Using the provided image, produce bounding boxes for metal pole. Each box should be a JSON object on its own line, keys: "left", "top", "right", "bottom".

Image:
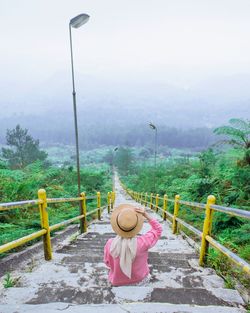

{"left": 69, "top": 25, "right": 81, "bottom": 196}
{"left": 69, "top": 24, "right": 83, "bottom": 233}
{"left": 154, "top": 127, "right": 157, "bottom": 193}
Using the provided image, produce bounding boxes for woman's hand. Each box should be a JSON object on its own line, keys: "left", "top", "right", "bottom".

{"left": 135, "top": 207, "right": 145, "bottom": 216}
{"left": 135, "top": 207, "right": 151, "bottom": 221}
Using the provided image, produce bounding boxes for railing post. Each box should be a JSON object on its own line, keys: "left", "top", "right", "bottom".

{"left": 97, "top": 192, "right": 101, "bottom": 220}
{"left": 162, "top": 194, "right": 167, "bottom": 220}
{"left": 150, "top": 193, "right": 153, "bottom": 209}
{"left": 38, "top": 189, "right": 52, "bottom": 260}
{"left": 111, "top": 191, "right": 115, "bottom": 210}
{"left": 80, "top": 192, "right": 87, "bottom": 233}
{"left": 107, "top": 192, "right": 111, "bottom": 214}
{"left": 140, "top": 192, "right": 143, "bottom": 204}
{"left": 144, "top": 192, "right": 147, "bottom": 206}
{"left": 199, "top": 195, "right": 216, "bottom": 266}
{"left": 172, "top": 194, "right": 180, "bottom": 234}
{"left": 155, "top": 194, "right": 159, "bottom": 212}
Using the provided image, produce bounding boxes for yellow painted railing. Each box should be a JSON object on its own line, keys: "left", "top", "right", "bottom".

{"left": 0, "top": 190, "right": 116, "bottom": 260}
{"left": 125, "top": 187, "right": 250, "bottom": 276}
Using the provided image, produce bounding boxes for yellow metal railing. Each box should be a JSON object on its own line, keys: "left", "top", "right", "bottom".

{"left": 125, "top": 188, "right": 250, "bottom": 276}
{"left": 0, "top": 190, "right": 116, "bottom": 260}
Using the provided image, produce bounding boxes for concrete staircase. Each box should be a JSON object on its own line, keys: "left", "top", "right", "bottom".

{"left": 0, "top": 175, "right": 247, "bottom": 312}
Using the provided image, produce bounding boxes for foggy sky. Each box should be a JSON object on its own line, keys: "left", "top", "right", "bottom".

{"left": 1, "top": 0, "right": 250, "bottom": 116}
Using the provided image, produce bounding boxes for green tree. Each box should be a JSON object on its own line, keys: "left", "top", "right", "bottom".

{"left": 103, "top": 150, "right": 114, "bottom": 166}
{"left": 214, "top": 118, "right": 250, "bottom": 165}
{"left": 199, "top": 148, "right": 216, "bottom": 177}
{"left": 115, "top": 147, "right": 134, "bottom": 174}
{"left": 1, "top": 125, "right": 47, "bottom": 169}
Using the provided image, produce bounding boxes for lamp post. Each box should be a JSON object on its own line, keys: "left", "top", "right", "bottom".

{"left": 112, "top": 147, "right": 118, "bottom": 190}
{"left": 69, "top": 13, "right": 90, "bottom": 196}
{"left": 149, "top": 122, "right": 157, "bottom": 193}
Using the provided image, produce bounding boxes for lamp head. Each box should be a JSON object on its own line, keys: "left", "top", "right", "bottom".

{"left": 149, "top": 122, "right": 156, "bottom": 130}
{"left": 70, "top": 14, "right": 90, "bottom": 28}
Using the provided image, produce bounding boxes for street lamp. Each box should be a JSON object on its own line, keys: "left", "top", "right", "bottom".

{"left": 112, "top": 147, "right": 119, "bottom": 190}
{"left": 149, "top": 122, "right": 157, "bottom": 193}
{"left": 112, "top": 147, "right": 119, "bottom": 169}
{"left": 69, "top": 13, "right": 90, "bottom": 196}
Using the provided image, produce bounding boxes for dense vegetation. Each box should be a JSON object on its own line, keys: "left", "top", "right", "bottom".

{"left": 0, "top": 160, "right": 112, "bottom": 250}
{"left": 0, "top": 126, "right": 112, "bottom": 252}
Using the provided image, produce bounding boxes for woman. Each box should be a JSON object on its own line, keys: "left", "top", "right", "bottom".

{"left": 104, "top": 203, "right": 162, "bottom": 286}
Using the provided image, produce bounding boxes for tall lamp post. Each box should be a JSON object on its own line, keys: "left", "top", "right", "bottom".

{"left": 112, "top": 147, "right": 118, "bottom": 191}
{"left": 69, "top": 13, "right": 90, "bottom": 196}
{"left": 149, "top": 122, "right": 157, "bottom": 193}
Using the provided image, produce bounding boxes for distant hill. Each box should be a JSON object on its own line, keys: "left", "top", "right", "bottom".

{"left": 0, "top": 72, "right": 249, "bottom": 148}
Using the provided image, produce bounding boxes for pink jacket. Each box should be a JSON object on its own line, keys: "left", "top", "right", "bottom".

{"left": 104, "top": 218, "right": 162, "bottom": 286}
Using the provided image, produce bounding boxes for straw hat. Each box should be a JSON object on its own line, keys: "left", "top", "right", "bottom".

{"left": 110, "top": 204, "right": 144, "bottom": 238}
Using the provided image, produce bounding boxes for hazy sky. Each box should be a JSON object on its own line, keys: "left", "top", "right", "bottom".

{"left": 1, "top": 0, "right": 250, "bottom": 91}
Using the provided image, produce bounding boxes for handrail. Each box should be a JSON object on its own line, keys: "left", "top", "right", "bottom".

{"left": 0, "top": 200, "right": 41, "bottom": 211}
{"left": 179, "top": 200, "right": 206, "bottom": 209}
{"left": 205, "top": 235, "right": 250, "bottom": 274}
{"left": 0, "top": 190, "right": 115, "bottom": 260}
{"left": 0, "top": 229, "right": 47, "bottom": 254}
{"left": 47, "top": 197, "right": 83, "bottom": 204}
{"left": 0, "top": 195, "right": 99, "bottom": 210}
{"left": 126, "top": 188, "right": 250, "bottom": 276}
{"left": 210, "top": 204, "right": 250, "bottom": 219}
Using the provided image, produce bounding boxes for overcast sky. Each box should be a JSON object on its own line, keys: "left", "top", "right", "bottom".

{"left": 0, "top": 0, "right": 250, "bottom": 110}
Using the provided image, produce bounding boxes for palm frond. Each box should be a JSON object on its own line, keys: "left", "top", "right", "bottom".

{"left": 229, "top": 118, "right": 250, "bottom": 134}
{"left": 214, "top": 126, "right": 246, "bottom": 141}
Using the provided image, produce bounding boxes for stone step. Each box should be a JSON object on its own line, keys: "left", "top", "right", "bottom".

{"left": 79, "top": 232, "right": 115, "bottom": 238}
{"left": 59, "top": 253, "right": 196, "bottom": 270}
{"left": 61, "top": 255, "right": 104, "bottom": 264}
{"left": 0, "top": 303, "right": 246, "bottom": 313}
{"left": 56, "top": 245, "right": 197, "bottom": 263}
{"left": 23, "top": 285, "right": 237, "bottom": 307}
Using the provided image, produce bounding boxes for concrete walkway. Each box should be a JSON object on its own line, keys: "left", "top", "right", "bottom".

{"left": 0, "top": 174, "right": 246, "bottom": 312}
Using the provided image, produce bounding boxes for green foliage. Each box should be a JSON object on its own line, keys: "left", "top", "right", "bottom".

{"left": 214, "top": 118, "right": 250, "bottom": 165}
{"left": 114, "top": 147, "right": 134, "bottom": 174}
{"left": 213, "top": 213, "right": 243, "bottom": 233}
{"left": 3, "top": 273, "right": 15, "bottom": 288}
{"left": 0, "top": 157, "right": 112, "bottom": 248}
{"left": 207, "top": 248, "right": 250, "bottom": 290}
{"left": 0, "top": 160, "right": 7, "bottom": 169}
{"left": 102, "top": 150, "right": 114, "bottom": 165}
{"left": 1, "top": 125, "right": 47, "bottom": 169}
{"left": 120, "top": 143, "right": 250, "bottom": 267}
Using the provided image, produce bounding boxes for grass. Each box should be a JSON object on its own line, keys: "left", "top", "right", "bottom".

{"left": 207, "top": 248, "right": 250, "bottom": 291}
{"left": 3, "top": 273, "right": 15, "bottom": 288}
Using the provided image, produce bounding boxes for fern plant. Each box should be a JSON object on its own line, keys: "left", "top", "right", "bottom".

{"left": 214, "top": 118, "right": 250, "bottom": 165}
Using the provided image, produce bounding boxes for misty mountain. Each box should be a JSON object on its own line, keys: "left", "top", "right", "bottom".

{"left": 0, "top": 72, "right": 249, "bottom": 147}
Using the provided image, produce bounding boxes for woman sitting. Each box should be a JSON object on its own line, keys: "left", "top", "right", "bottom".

{"left": 104, "top": 203, "right": 162, "bottom": 286}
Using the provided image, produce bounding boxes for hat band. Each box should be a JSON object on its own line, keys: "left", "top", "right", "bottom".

{"left": 116, "top": 215, "right": 138, "bottom": 232}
